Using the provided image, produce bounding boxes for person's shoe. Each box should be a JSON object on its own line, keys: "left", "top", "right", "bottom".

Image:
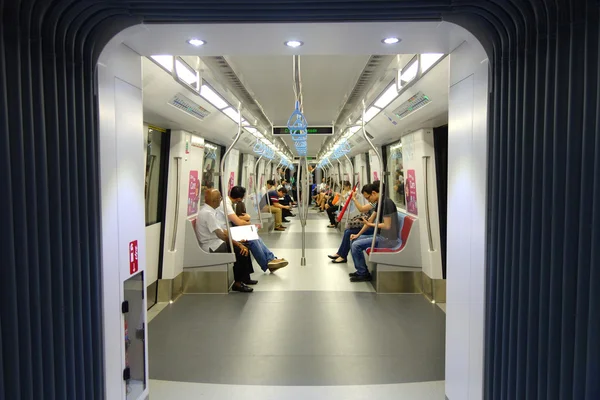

{"left": 327, "top": 224, "right": 336, "bottom": 228}
{"left": 328, "top": 254, "right": 339, "bottom": 260}
{"left": 332, "top": 258, "right": 347, "bottom": 264}
{"left": 350, "top": 274, "right": 372, "bottom": 282}
{"left": 243, "top": 279, "right": 258, "bottom": 285}
{"left": 289, "top": 213, "right": 296, "bottom": 217}
{"left": 348, "top": 272, "right": 359, "bottom": 277}
{"left": 232, "top": 283, "right": 253, "bottom": 292}
{"left": 282, "top": 219, "right": 291, "bottom": 223}
{"left": 274, "top": 226, "right": 286, "bottom": 231}
{"left": 268, "top": 259, "right": 289, "bottom": 272}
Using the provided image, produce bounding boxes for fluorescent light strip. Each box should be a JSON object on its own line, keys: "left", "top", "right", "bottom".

{"left": 401, "top": 60, "right": 418, "bottom": 83}
{"left": 222, "top": 107, "right": 241, "bottom": 123}
{"left": 200, "top": 84, "right": 229, "bottom": 109}
{"left": 175, "top": 60, "right": 198, "bottom": 86}
{"left": 421, "top": 53, "right": 444, "bottom": 73}
{"left": 374, "top": 84, "right": 399, "bottom": 109}
{"left": 363, "top": 106, "right": 381, "bottom": 122}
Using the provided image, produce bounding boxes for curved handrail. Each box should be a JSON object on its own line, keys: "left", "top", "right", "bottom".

{"left": 253, "top": 155, "right": 264, "bottom": 229}
{"left": 219, "top": 104, "right": 243, "bottom": 256}
{"left": 360, "top": 104, "right": 384, "bottom": 252}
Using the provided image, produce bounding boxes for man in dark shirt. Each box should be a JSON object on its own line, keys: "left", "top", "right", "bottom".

{"left": 259, "top": 183, "right": 290, "bottom": 231}
{"left": 348, "top": 184, "right": 399, "bottom": 282}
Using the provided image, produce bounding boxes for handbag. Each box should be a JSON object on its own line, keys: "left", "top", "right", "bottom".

{"left": 344, "top": 212, "right": 371, "bottom": 230}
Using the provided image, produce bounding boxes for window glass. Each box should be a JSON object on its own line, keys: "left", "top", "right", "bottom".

{"left": 387, "top": 141, "right": 405, "bottom": 208}
{"left": 145, "top": 127, "right": 165, "bottom": 226}
{"left": 200, "top": 142, "right": 221, "bottom": 206}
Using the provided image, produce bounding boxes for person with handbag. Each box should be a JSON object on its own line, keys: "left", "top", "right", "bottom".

{"left": 327, "top": 183, "right": 380, "bottom": 264}
{"left": 325, "top": 181, "right": 352, "bottom": 228}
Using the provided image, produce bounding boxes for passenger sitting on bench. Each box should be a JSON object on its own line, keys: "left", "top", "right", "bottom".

{"left": 325, "top": 180, "right": 352, "bottom": 228}
{"left": 224, "top": 186, "right": 289, "bottom": 273}
{"left": 260, "top": 182, "right": 291, "bottom": 230}
{"left": 195, "top": 189, "right": 255, "bottom": 292}
{"left": 349, "top": 183, "right": 399, "bottom": 282}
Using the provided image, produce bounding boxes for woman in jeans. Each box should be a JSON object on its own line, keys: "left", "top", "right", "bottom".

{"left": 327, "top": 183, "right": 380, "bottom": 264}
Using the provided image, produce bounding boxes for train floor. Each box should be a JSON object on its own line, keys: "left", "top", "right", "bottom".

{"left": 147, "top": 208, "right": 447, "bottom": 399}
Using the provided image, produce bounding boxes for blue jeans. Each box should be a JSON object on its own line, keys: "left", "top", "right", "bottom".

{"left": 337, "top": 227, "right": 374, "bottom": 259}
{"left": 246, "top": 239, "right": 276, "bottom": 272}
{"left": 350, "top": 235, "right": 381, "bottom": 276}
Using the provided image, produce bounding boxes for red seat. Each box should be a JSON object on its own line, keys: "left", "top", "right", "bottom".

{"left": 366, "top": 214, "right": 415, "bottom": 255}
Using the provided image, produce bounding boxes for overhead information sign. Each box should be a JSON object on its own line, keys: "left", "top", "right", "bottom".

{"left": 273, "top": 126, "right": 333, "bottom": 135}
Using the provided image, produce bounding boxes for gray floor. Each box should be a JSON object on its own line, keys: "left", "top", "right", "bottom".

{"left": 149, "top": 291, "right": 445, "bottom": 386}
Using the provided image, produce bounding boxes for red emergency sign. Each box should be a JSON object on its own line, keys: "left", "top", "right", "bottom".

{"left": 129, "top": 240, "right": 139, "bottom": 275}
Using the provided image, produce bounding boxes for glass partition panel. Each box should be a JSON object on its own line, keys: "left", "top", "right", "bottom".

{"left": 144, "top": 127, "right": 165, "bottom": 226}
{"left": 386, "top": 142, "right": 405, "bottom": 208}
{"left": 124, "top": 272, "right": 146, "bottom": 399}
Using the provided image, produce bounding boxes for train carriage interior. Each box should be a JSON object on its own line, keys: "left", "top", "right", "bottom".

{"left": 100, "top": 19, "right": 487, "bottom": 400}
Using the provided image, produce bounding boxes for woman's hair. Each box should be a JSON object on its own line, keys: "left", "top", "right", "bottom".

{"left": 343, "top": 180, "right": 351, "bottom": 188}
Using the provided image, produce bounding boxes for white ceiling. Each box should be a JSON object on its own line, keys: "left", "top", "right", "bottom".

{"left": 124, "top": 21, "right": 465, "bottom": 158}
{"left": 123, "top": 21, "right": 457, "bottom": 56}
{"left": 225, "top": 54, "right": 371, "bottom": 155}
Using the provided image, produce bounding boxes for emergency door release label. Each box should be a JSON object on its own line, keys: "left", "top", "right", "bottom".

{"left": 129, "top": 240, "right": 139, "bottom": 275}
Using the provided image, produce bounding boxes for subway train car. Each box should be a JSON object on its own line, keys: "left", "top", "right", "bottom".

{"left": 3, "top": 3, "right": 599, "bottom": 400}
{"left": 132, "top": 27, "right": 455, "bottom": 399}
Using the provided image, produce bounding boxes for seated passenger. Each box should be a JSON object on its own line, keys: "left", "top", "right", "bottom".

{"left": 349, "top": 184, "right": 399, "bottom": 282}
{"left": 195, "top": 189, "right": 255, "bottom": 292}
{"left": 325, "top": 180, "right": 352, "bottom": 228}
{"left": 328, "top": 184, "right": 378, "bottom": 264}
{"left": 225, "top": 186, "right": 289, "bottom": 273}
{"left": 260, "top": 183, "right": 292, "bottom": 230}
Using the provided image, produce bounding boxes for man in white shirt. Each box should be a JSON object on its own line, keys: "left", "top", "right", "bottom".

{"left": 195, "top": 189, "right": 254, "bottom": 293}
{"left": 226, "top": 186, "right": 288, "bottom": 274}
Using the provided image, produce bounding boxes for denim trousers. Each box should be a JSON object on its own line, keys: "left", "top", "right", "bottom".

{"left": 336, "top": 227, "right": 374, "bottom": 259}
{"left": 246, "top": 239, "right": 275, "bottom": 271}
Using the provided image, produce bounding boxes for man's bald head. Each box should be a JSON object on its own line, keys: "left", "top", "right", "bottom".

{"left": 204, "top": 189, "right": 222, "bottom": 209}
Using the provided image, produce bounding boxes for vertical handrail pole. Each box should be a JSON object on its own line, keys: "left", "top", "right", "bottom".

{"left": 253, "top": 155, "right": 264, "bottom": 229}
{"left": 344, "top": 154, "right": 355, "bottom": 225}
{"left": 360, "top": 102, "right": 384, "bottom": 252}
{"left": 170, "top": 156, "right": 182, "bottom": 252}
{"left": 220, "top": 103, "right": 244, "bottom": 254}
{"left": 423, "top": 156, "right": 435, "bottom": 251}
{"left": 297, "top": 157, "right": 308, "bottom": 266}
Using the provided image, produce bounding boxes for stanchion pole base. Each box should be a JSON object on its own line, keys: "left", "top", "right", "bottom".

{"left": 301, "top": 257, "right": 306, "bottom": 266}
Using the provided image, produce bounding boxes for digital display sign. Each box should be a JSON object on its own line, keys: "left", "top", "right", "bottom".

{"left": 273, "top": 126, "right": 333, "bottom": 135}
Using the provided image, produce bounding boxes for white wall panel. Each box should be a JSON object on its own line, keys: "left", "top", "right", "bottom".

{"left": 445, "top": 35, "right": 489, "bottom": 400}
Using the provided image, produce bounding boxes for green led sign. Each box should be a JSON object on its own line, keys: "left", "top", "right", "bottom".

{"left": 273, "top": 126, "right": 333, "bottom": 135}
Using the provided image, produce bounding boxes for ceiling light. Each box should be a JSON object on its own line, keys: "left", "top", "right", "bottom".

{"left": 363, "top": 106, "right": 381, "bottom": 122}
{"left": 374, "top": 84, "right": 399, "bottom": 109}
{"left": 400, "top": 60, "right": 419, "bottom": 83}
{"left": 222, "top": 107, "right": 241, "bottom": 123}
{"left": 175, "top": 60, "right": 198, "bottom": 86}
{"left": 246, "top": 127, "right": 258, "bottom": 134}
{"left": 285, "top": 40, "right": 304, "bottom": 48}
{"left": 187, "top": 38, "right": 206, "bottom": 47}
{"left": 151, "top": 55, "right": 174, "bottom": 72}
{"left": 421, "top": 53, "right": 444, "bottom": 73}
{"left": 200, "top": 84, "right": 229, "bottom": 109}
{"left": 382, "top": 37, "right": 400, "bottom": 45}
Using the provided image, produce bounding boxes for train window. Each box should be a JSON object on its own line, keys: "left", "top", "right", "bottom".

{"left": 387, "top": 142, "right": 405, "bottom": 208}
{"left": 144, "top": 126, "right": 166, "bottom": 226}
{"left": 200, "top": 142, "right": 221, "bottom": 206}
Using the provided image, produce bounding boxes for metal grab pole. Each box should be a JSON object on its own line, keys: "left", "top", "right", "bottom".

{"left": 360, "top": 103, "right": 384, "bottom": 252}
{"left": 253, "top": 155, "right": 264, "bottom": 229}
{"left": 220, "top": 104, "right": 244, "bottom": 254}
{"left": 297, "top": 157, "right": 308, "bottom": 266}
{"left": 170, "top": 156, "right": 182, "bottom": 252}
{"left": 423, "top": 156, "right": 435, "bottom": 251}
{"left": 344, "top": 154, "right": 355, "bottom": 226}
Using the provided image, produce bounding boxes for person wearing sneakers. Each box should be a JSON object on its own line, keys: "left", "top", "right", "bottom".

{"left": 195, "top": 189, "right": 254, "bottom": 292}
{"left": 224, "top": 186, "right": 289, "bottom": 273}
{"left": 259, "top": 182, "right": 291, "bottom": 231}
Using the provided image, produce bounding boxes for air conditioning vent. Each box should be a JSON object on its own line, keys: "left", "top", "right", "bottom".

{"left": 167, "top": 93, "right": 211, "bottom": 121}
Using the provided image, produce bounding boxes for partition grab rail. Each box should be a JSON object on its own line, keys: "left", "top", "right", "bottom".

{"left": 296, "top": 156, "right": 309, "bottom": 266}
{"left": 170, "top": 156, "right": 182, "bottom": 252}
{"left": 253, "top": 155, "right": 264, "bottom": 229}
{"left": 344, "top": 154, "right": 355, "bottom": 225}
{"left": 219, "top": 104, "right": 243, "bottom": 254}
{"left": 360, "top": 103, "right": 384, "bottom": 251}
{"left": 423, "top": 156, "right": 435, "bottom": 251}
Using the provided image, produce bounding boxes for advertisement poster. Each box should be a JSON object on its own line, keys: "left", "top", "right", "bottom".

{"left": 228, "top": 172, "right": 235, "bottom": 193}
{"left": 188, "top": 170, "right": 199, "bottom": 216}
{"left": 406, "top": 169, "right": 418, "bottom": 215}
{"left": 373, "top": 171, "right": 379, "bottom": 181}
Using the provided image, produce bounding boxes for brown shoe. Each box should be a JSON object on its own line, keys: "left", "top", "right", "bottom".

{"left": 274, "top": 226, "right": 286, "bottom": 231}
{"left": 268, "top": 259, "right": 289, "bottom": 272}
